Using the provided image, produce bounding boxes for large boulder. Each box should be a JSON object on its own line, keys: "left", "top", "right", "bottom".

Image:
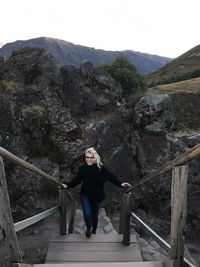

{"left": 80, "top": 60, "right": 94, "bottom": 77}
{"left": 4, "top": 46, "right": 60, "bottom": 85}
{"left": 61, "top": 64, "right": 122, "bottom": 115}
{"left": 134, "top": 94, "right": 175, "bottom": 134}
{"left": 85, "top": 115, "right": 139, "bottom": 181}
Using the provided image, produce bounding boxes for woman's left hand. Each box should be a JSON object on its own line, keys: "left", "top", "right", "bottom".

{"left": 121, "top": 182, "right": 131, "bottom": 187}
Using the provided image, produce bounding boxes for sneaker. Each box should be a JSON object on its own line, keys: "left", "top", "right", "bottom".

{"left": 92, "top": 229, "right": 96, "bottom": 234}
{"left": 85, "top": 229, "right": 91, "bottom": 238}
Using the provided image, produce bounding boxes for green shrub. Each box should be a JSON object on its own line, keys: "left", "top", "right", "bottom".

{"left": 103, "top": 57, "right": 147, "bottom": 97}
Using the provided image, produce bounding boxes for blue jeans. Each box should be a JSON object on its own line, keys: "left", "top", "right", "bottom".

{"left": 81, "top": 195, "right": 100, "bottom": 232}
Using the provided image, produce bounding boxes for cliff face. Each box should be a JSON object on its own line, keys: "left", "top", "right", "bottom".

{"left": 0, "top": 47, "right": 199, "bottom": 238}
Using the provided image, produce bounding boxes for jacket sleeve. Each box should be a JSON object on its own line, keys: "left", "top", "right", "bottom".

{"left": 65, "top": 167, "right": 82, "bottom": 188}
{"left": 102, "top": 166, "right": 122, "bottom": 187}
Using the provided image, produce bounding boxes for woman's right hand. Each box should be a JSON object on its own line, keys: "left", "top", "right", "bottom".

{"left": 58, "top": 183, "right": 68, "bottom": 189}
{"left": 121, "top": 182, "right": 131, "bottom": 187}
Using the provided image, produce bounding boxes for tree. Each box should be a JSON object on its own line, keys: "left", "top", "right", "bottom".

{"left": 103, "top": 57, "right": 147, "bottom": 97}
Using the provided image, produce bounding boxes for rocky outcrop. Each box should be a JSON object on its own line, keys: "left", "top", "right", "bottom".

{"left": 131, "top": 132, "right": 200, "bottom": 238}
{"left": 134, "top": 94, "right": 175, "bottom": 134}
{"left": 0, "top": 47, "right": 200, "bottom": 240}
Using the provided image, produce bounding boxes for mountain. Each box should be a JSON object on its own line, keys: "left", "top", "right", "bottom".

{"left": 0, "top": 37, "right": 172, "bottom": 75}
{"left": 0, "top": 42, "right": 4, "bottom": 48}
{"left": 146, "top": 44, "right": 200, "bottom": 86}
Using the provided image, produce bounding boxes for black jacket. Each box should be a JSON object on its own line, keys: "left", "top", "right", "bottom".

{"left": 66, "top": 163, "right": 122, "bottom": 201}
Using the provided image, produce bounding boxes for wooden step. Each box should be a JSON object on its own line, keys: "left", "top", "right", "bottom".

{"left": 45, "top": 234, "right": 142, "bottom": 263}
{"left": 13, "top": 260, "right": 175, "bottom": 267}
{"left": 49, "top": 234, "right": 137, "bottom": 243}
{"left": 46, "top": 247, "right": 142, "bottom": 262}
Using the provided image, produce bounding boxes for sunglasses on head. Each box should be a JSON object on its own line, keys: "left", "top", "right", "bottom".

{"left": 85, "top": 156, "right": 94, "bottom": 159}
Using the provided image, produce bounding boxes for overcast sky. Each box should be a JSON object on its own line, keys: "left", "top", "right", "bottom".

{"left": 1, "top": 0, "right": 200, "bottom": 58}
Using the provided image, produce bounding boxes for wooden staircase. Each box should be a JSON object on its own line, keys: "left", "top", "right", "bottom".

{"left": 13, "top": 233, "right": 175, "bottom": 267}
{"left": 1, "top": 146, "right": 196, "bottom": 267}
{"left": 12, "top": 206, "right": 179, "bottom": 267}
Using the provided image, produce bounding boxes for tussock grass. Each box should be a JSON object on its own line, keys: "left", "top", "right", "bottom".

{"left": 22, "top": 104, "right": 45, "bottom": 116}
{"left": 0, "top": 80, "right": 18, "bottom": 95}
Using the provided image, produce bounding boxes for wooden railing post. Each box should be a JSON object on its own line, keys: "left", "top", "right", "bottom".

{"left": 119, "top": 193, "right": 126, "bottom": 234}
{"left": 170, "top": 165, "right": 188, "bottom": 267}
{"left": 68, "top": 203, "right": 76, "bottom": 234}
{"left": 121, "top": 192, "right": 131, "bottom": 246}
{"left": 59, "top": 188, "right": 67, "bottom": 235}
{"left": 0, "top": 156, "right": 22, "bottom": 265}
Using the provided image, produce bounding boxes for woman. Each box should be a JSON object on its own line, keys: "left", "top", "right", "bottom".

{"left": 63, "top": 147, "right": 131, "bottom": 238}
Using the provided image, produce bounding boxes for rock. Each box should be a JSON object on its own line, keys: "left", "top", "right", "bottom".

{"left": 152, "top": 251, "right": 167, "bottom": 261}
{"left": 134, "top": 94, "right": 175, "bottom": 134}
{"left": 7, "top": 158, "right": 59, "bottom": 221}
{"left": 138, "top": 237, "right": 149, "bottom": 247}
{"left": 142, "top": 252, "right": 154, "bottom": 261}
{"left": 74, "top": 226, "right": 84, "bottom": 234}
{"left": 80, "top": 60, "right": 94, "bottom": 77}
{"left": 142, "top": 244, "right": 156, "bottom": 255}
{"left": 182, "top": 133, "right": 200, "bottom": 147}
{"left": 73, "top": 208, "right": 116, "bottom": 235}
{"left": 150, "top": 240, "right": 161, "bottom": 250}
{"left": 86, "top": 115, "right": 139, "bottom": 183}
{"left": 94, "top": 73, "right": 122, "bottom": 98}
{"left": 103, "top": 224, "right": 115, "bottom": 234}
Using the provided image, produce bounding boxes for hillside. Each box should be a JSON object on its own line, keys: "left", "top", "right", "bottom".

{"left": 147, "top": 77, "right": 200, "bottom": 95}
{"left": 146, "top": 44, "right": 200, "bottom": 85}
{"left": 0, "top": 37, "right": 172, "bottom": 75}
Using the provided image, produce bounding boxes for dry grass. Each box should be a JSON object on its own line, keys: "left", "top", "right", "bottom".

{"left": 0, "top": 80, "right": 18, "bottom": 95}
{"left": 22, "top": 104, "right": 45, "bottom": 116}
{"left": 147, "top": 77, "right": 200, "bottom": 95}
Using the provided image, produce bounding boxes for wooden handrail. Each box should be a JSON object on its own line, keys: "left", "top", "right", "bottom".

{"left": 130, "top": 212, "right": 195, "bottom": 267}
{"left": 127, "top": 143, "right": 200, "bottom": 191}
{"left": 0, "top": 146, "right": 78, "bottom": 207}
{"left": 0, "top": 146, "right": 61, "bottom": 185}
{"left": 14, "top": 206, "right": 59, "bottom": 232}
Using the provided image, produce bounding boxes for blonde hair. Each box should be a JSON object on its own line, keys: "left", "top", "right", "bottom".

{"left": 85, "top": 147, "right": 102, "bottom": 169}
